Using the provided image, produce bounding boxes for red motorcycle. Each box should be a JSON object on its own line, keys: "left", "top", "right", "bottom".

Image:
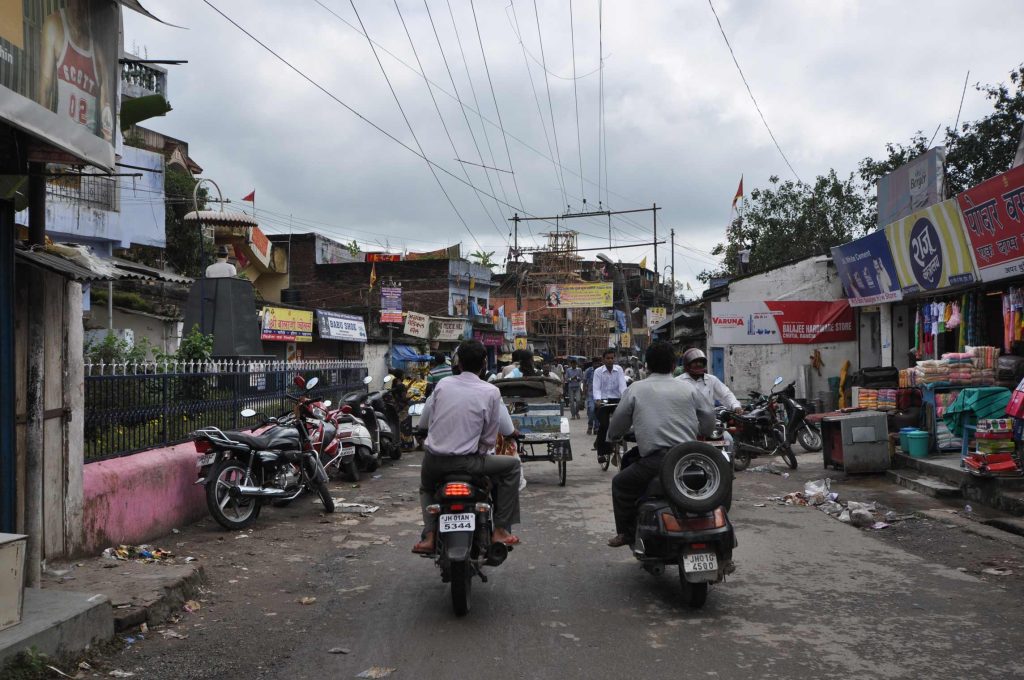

{"left": 308, "top": 398, "right": 361, "bottom": 482}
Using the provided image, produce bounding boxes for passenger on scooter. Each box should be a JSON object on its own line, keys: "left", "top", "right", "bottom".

{"left": 412, "top": 340, "right": 522, "bottom": 554}
{"left": 675, "top": 348, "right": 743, "bottom": 413}
{"left": 605, "top": 342, "right": 715, "bottom": 548}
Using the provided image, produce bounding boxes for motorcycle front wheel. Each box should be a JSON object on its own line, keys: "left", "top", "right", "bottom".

{"left": 781, "top": 444, "right": 798, "bottom": 470}
{"left": 206, "top": 459, "right": 262, "bottom": 530}
{"left": 451, "top": 561, "right": 472, "bottom": 617}
{"left": 797, "top": 423, "right": 822, "bottom": 452}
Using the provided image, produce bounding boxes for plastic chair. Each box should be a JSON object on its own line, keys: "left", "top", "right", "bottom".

{"left": 959, "top": 413, "right": 977, "bottom": 468}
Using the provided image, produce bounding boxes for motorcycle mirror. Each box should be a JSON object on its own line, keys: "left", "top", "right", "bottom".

{"left": 363, "top": 376, "right": 373, "bottom": 385}
{"left": 306, "top": 376, "right": 319, "bottom": 390}
{"left": 293, "top": 375, "right": 306, "bottom": 389}
{"left": 773, "top": 376, "right": 784, "bottom": 386}
{"left": 240, "top": 408, "right": 257, "bottom": 418}
{"left": 322, "top": 400, "right": 332, "bottom": 408}
{"left": 383, "top": 375, "right": 394, "bottom": 385}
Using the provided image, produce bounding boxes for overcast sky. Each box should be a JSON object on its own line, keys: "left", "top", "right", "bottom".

{"left": 125, "top": 0, "right": 1024, "bottom": 291}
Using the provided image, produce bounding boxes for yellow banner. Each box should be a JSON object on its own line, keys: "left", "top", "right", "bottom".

{"left": 884, "top": 198, "right": 978, "bottom": 293}
{"left": 514, "top": 336, "right": 528, "bottom": 350}
{"left": 544, "top": 283, "right": 613, "bottom": 309}
{"left": 261, "top": 307, "right": 313, "bottom": 342}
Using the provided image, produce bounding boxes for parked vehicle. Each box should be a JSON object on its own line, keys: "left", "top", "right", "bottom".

{"left": 372, "top": 374, "right": 403, "bottom": 460}
{"left": 192, "top": 376, "right": 335, "bottom": 530}
{"left": 630, "top": 441, "right": 736, "bottom": 608}
{"left": 746, "top": 379, "right": 821, "bottom": 452}
{"left": 338, "top": 376, "right": 383, "bottom": 472}
{"left": 308, "top": 397, "right": 360, "bottom": 482}
{"left": 722, "top": 376, "right": 799, "bottom": 471}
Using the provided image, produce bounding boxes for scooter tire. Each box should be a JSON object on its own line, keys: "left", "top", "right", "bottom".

{"left": 678, "top": 566, "right": 709, "bottom": 609}
{"left": 389, "top": 445, "right": 403, "bottom": 461}
{"left": 660, "top": 442, "right": 732, "bottom": 514}
{"left": 797, "top": 423, "right": 822, "bottom": 452}
{"left": 451, "top": 561, "right": 472, "bottom": 617}
{"left": 343, "top": 457, "right": 360, "bottom": 482}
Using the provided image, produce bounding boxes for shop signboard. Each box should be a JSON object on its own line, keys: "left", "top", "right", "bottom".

{"left": 429, "top": 316, "right": 468, "bottom": 342}
{"left": 876, "top": 147, "right": 945, "bottom": 228}
{"left": 0, "top": 0, "right": 120, "bottom": 170}
{"left": 544, "top": 283, "right": 613, "bottom": 308}
{"left": 710, "top": 301, "right": 855, "bottom": 345}
{"left": 316, "top": 310, "right": 366, "bottom": 343}
{"left": 511, "top": 311, "right": 527, "bottom": 335}
{"left": 261, "top": 306, "right": 313, "bottom": 342}
{"left": 884, "top": 198, "right": 978, "bottom": 294}
{"left": 473, "top": 330, "right": 504, "bottom": 347}
{"left": 646, "top": 307, "right": 667, "bottom": 328}
{"left": 830, "top": 230, "right": 903, "bottom": 306}
{"left": 956, "top": 164, "right": 1024, "bottom": 281}
{"left": 513, "top": 336, "right": 528, "bottom": 350}
{"left": 365, "top": 252, "right": 402, "bottom": 262}
{"left": 403, "top": 311, "right": 429, "bottom": 339}
{"left": 380, "top": 286, "right": 402, "bottom": 323}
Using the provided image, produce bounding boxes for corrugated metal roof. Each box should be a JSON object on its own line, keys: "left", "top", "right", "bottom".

{"left": 110, "top": 257, "right": 193, "bottom": 284}
{"left": 15, "top": 248, "right": 114, "bottom": 282}
{"left": 182, "top": 210, "right": 257, "bottom": 226}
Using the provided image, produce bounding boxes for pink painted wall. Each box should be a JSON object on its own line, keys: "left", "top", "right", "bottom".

{"left": 80, "top": 442, "right": 207, "bottom": 555}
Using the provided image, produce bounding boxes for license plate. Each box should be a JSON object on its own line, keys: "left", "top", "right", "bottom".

{"left": 683, "top": 552, "right": 718, "bottom": 573}
{"left": 197, "top": 453, "right": 216, "bottom": 468}
{"left": 439, "top": 513, "right": 475, "bottom": 533}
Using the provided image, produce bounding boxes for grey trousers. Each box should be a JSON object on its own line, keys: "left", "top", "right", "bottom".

{"left": 611, "top": 450, "right": 665, "bottom": 537}
{"left": 420, "top": 453, "right": 522, "bottom": 531}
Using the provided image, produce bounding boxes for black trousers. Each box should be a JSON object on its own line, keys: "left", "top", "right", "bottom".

{"left": 593, "top": 398, "right": 620, "bottom": 458}
{"left": 419, "top": 453, "right": 521, "bottom": 531}
{"left": 611, "top": 449, "right": 665, "bottom": 537}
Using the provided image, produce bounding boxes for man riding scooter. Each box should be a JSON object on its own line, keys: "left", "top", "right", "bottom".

{"left": 675, "top": 348, "right": 743, "bottom": 415}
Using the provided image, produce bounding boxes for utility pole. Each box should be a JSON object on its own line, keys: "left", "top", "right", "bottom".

{"left": 653, "top": 203, "right": 658, "bottom": 274}
{"left": 670, "top": 228, "right": 676, "bottom": 347}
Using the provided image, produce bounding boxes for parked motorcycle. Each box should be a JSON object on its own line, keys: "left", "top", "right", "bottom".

{"left": 372, "top": 374, "right": 404, "bottom": 460}
{"left": 722, "top": 376, "right": 798, "bottom": 471}
{"left": 339, "top": 376, "right": 383, "bottom": 472}
{"left": 746, "top": 382, "right": 822, "bottom": 452}
{"left": 308, "top": 397, "right": 361, "bottom": 482}
{"left": 192, "top": 376, "right": 335, "bottom": 530}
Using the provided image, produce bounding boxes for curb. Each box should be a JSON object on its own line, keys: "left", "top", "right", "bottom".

{"left": 113, "top": 564, "right": 206, "bottom": 632}
{"left": 917, "top": 509, "right": 1024, "bottom": 552}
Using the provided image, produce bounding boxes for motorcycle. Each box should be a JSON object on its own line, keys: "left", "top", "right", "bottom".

{"left": 747, "top": 380, "right": 822, "bottom": 452}
{"left": 372, "top": 374, "right": 404, "bottom": 460}
{"left": 309, "top": 397, "right": 361, "bottom": 482}
{"left": 418, "top": 427, "right": 521, "bottom": 616}
{"left": 338, "top": 376, "right": 384, "bottom": 472}
{"left": 722, "top": 376, "right": 798, "bottom": 471}
{"left": 192, "top": 375, "right": 335, "bottom": 530}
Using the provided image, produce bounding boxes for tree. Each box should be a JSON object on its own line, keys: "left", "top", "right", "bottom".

{"left": 165, "top": 168, "right": 212, "bottom": 277}
{"left": 699, "top": 170, "right": 871, "bottom": 282}
{"left": 470, "top": 249, "right": 497, "bottom": 269}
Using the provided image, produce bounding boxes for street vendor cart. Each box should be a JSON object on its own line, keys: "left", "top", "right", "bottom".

{"left": 493, "top": 377, "right": 572, "bottom": 486}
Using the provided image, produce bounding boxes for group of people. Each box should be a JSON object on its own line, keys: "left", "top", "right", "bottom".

{"left": 408, "top": 339, "right": 743, "bottom": 554}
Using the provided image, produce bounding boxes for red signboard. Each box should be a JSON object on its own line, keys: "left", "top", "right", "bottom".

{"left": 710, "top": 301, "right": 854, "bottom": 345}
{"left": 956, "top": 164, "right": 1024, "bottom": 282}
{"left": 365, "top": 252, "right": 402, "bottom": 262}
{"left": 473, "top": 330, "right": 504, "bottom": 347}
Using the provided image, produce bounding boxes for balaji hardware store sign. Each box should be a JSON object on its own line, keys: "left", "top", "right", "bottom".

{"left": 710, "top": 301, "right": 854, "bottom": 345}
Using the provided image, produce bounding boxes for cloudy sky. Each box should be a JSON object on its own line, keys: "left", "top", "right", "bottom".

{"left": 125, "top": 0, "right": 1024, "bottom": 291}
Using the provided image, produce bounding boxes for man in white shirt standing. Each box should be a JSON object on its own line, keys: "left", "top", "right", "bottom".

{"left": 412, "top": 340, "right": 522, "bottom": 554}
{"left": 592, "top": 349, "right": 628, "bottom": 464}
{"left": 205, "top": 246, "right": 237, "bottom": 278}
{"left": 675, "top": 348, "right": 743, "bottom": 413}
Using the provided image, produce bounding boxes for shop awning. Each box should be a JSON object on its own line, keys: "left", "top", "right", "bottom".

{"left": 391, "top": 344, "right": 432, "bottom": 365}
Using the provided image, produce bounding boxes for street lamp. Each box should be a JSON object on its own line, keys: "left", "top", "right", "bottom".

{"left": 597, "top": 253, "right": 635, "bottom": 357}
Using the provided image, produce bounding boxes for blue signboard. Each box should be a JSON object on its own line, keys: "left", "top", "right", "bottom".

{"left": 831, "top": 230, "right": 903, "bottom": 307}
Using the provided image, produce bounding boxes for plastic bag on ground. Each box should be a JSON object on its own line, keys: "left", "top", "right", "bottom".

{"left": 803, "top": 479, "right": 832, "bottom": 505}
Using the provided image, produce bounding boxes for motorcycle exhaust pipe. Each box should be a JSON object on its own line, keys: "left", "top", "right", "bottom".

{"left": 485, "top": 542, "right": 509, "bottom": 566}
{"left": 230, "top": 485, "right": 290, "bottom": 498}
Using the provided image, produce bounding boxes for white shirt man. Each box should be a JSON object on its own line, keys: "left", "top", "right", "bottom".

{"left": 675, "top": 348, "right": 742, "bottom": 412}
{"left": 592, "top": 360, "right": 628, "bottom": 401}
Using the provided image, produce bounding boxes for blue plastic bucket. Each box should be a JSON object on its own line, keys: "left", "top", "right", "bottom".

{"left": 899, "top": 427, "right": 919, "bottom": 452}
{"left": 906, "top": 431, "right": 930, "bottom": 458}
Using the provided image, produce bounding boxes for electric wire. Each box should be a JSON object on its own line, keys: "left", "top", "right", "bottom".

{"left": 568, "top": 0, "right": 586, "bottom": 203}
{"left": 532, "top": 0, "right": 569, "bottom": 211}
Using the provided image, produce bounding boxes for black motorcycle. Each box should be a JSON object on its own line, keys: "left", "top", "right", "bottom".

{"left": 722, "top": 376, "right": 798, "bottom": 471}
{"left": 192, "top": 375, "right": 335, "bottom": 530}
{"left": 747, "top": 380, "right": 821, "bottom": 452}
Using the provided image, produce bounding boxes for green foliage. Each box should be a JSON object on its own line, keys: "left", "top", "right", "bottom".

{"left": 165, "top": 168, "right": 213, "bottom": 277}
{"left": 347, "top": 239, "right": 360, "bottom": 257}
{"left": 86, "top": 332, "right": 153, "bottom": 364}
{"left": 470, "top": 250, "right": 497, "bottom": 268}
{"left": 1, "top": 647, "right": 52, "bottom": 680}
{"left": 176, "top": 324, "right": 214, "bottom": 363}
{"left": 91, "top": 289, "right": 157, "bottom": 315}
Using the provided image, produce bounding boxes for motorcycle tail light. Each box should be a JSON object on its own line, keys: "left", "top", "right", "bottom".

{"left": 426, "top": 504, "right": 441, "bottom": 515}
{"left": 662, "top": 507, "right": 727, "bottom": 532}
{"left": 340, "top": 405, "right": 352, "bottom": 414}
{"left": 443, "top": 482, "right": 472, "bottom": 497}
{"left": 194, "top": 439, "right": 213, "bottom": 453}
{"left": 449, "top": 503, "right": 466, "bottom": 512}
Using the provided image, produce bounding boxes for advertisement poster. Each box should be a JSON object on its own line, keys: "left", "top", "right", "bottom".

{"left": 513, "top": 336, "right": 528, "bottom": 350}
{"left": 473, "top": 330, "right": 503, "bottom": 347}
{"left": 450, "top": 293, "right": 468, "bottom": 316}
{"left": 544, "top": 283, "right": 613, "bottom": 308}
{"left": 381, "top": 286, "right": 402, "bottom": 323}
{"left": 316, "top": 310, "right": 366, "bottom": 342}
{"left": 0, "top": 0, "right": 120, "bottom": 169}
{"left": 830, "top": 230, "right": 903, "bottom": 306}
{"left": 429, "top": 316, "right": 468, "bottom": 341}
{"left": 261, "top": 306, "right": 313, "bottom": 342}
{"left": 365, "top": 252, "right": 401, "bottom": 262}
{"left": 511, "top": 311, "right": 527, "bottom": 334}
{"left": 956, "top": 163, "right": 1024, "bottom": 282}
{"left": 646, "top": 307, "right": 667, "bottom": 328}
{"left": 403, "top": 311, "right": 429, "bottom": 339}
{"left": 710, "top": 301, "right": 855, "bottom": 345}
{"left": 884, "top": 198, "right": 977, "bottom": 294}
{"left": 876, "top": 147, "right": 945, "bottom": 228}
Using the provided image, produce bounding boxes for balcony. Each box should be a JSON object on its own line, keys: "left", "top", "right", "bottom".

{"left": 121, "top": 60, "right": 168, "bottom": 100}
{"left": 46, "top": 172, "right": 118, "bottom": 212}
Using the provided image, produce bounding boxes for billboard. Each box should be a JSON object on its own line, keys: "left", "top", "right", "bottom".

{"left": 956, "top": 164, "right": 1024, "bottom": 281}
{"left": 380, "top": 286, "right": 402, "bottom": 323}
{"left": 0, "top": 0, "right": 120, "bottom": 170}
{"left": 428, "top": 316, "right": 468, "bottom": 341}
{"left": 403, "top": 311, "right": 429, "bottom": 339}
{"left": 316, "top": 310, "right": 366, "bottom": 343}
{"left": 365, "top": 252, "right": 401, "bottom": 262}
{"left": 646, "top": 307, "right": 667, "bottom": 328}
{"left": 876, "top": 147, "right": 945, "bottom": 228}
{"left": 544, "top": 283, "right": 613, "bottom": 308}
{"left": 885, "top": 198, "right": 977, "bottom": 294}
{"left": 710, "top": 301, "right": 855, "bottom": 345}
{"left": 511, "top": 311, "right": 527, "bottom": 334}
{"left": 261, "top": 306, "right": 313, "bottom": 342}
{"left": 831, "top": 230, "right": 903, "bottom": 306}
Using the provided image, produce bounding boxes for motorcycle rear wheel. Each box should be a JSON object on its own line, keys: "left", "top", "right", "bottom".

{"left": 678, "top": 566, "right": 708, "bottom": 609}
{"left": 343, "top": 457, "right": 360, "bottom": 482}
{"left": 451, "top": 561, "right": 472, "bottom": 617}
{"left": 206, "top": 459, "right": 262, "bottom": 530}
{"left": 797, "top": 423, "right": 822, "bottom": 452}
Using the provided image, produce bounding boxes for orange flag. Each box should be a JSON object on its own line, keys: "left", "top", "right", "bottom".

{"left": 242, "top": 190, "right": 255, "bottom": 202}
{"left": 369, "top": 262, "right": 377, "bottom": 289}
{"left": 731, "top": 175, "right": 743, "bottom": 210}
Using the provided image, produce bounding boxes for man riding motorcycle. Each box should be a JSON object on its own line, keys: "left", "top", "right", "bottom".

{"left": 412, "top": 340, "right": 522, "bottom": 554}
{"left": 605, "top": 342, "right": 717, "bottom": 547}
{"left": 675, "top": 348, "right": 743, "bottom": 414}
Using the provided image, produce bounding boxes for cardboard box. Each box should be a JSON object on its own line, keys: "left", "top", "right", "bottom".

{"left": 0, "top": 533, "right": 27, "bottom": 631}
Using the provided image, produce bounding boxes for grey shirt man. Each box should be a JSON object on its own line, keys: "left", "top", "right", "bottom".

{"left": 606, "top": 373, "right": 714, "bottom": 456}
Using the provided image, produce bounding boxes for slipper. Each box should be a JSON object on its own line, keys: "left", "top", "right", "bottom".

{"left": 411, "top": 543, "right": 435, "bottom": 555}
{"left": 495, "top": 535, "right": 521, "bottom": 546}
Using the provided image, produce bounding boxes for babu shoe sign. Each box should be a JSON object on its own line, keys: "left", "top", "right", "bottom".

{"left": 710, "top": 301, "right": 855, "bottom": 345}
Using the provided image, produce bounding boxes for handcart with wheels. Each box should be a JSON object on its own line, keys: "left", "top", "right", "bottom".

{"left": 493, "top": 378, "right": 573, "bottom": 487}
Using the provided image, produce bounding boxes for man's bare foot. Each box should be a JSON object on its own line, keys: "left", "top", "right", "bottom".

{"left": 412, "top": 531, "right": 435, "bottom": 554}
{"left": 492, "top": 528, "right": 521, "bottom": 545}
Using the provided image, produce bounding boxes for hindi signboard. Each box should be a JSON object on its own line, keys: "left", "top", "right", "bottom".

{"left": 365, "top": 252, "right": 402, "bottom": 262}
{"left": 261, "top": 307, "right": 314, "bottom": 342}
{"left": 403, "top": 311, "right": 429, "bottom": 339}
{"left": 710, "top": 301, "right": 855, "bottom": 345}
{"left": 429, "top": 316, "right": 468, "bottom": 341}
{"left": 544, "top": 283, "right": 613, "bottom": 308}
{"left": 511, "top": 311, "right": 527, "bottom": 334}
{"left": 381, "top": 286, "right": 403, "bottom": 323}
{"left": 884, "top": 198, "right": 978, "bottom": 294}
{"left": 316, "top": 310, "right": 366, "bottom": 342}
{"left": 956, "top": 164, "right": 1024, "bottom": 282}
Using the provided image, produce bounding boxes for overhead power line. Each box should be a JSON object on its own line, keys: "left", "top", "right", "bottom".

{"left": 568, "top": 0, "right": 586, "bottom": 203}
{"left": 707, "top": 0, "right": 802, "bottom": 183}
{"left": 532, "top": 0, "right": 570, "bottom": 212}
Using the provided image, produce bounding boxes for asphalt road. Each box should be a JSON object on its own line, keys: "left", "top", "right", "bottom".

{"left": 89, "top": 418, "right": 1024, "bottom": 680}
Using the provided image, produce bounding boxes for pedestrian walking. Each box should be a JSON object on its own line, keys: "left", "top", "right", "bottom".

{"left": 565, "top": 360, "right": 583, "bottom": 419}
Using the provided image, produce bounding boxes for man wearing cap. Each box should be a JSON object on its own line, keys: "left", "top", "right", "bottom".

{"left": 675, "top": 348, "right": 743, "bottom": 413}
{"left": 205, "top": 246, "right": 237, "bottom": 278}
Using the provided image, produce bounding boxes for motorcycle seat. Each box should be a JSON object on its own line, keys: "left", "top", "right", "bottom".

{"left": 222, "top": 427, "right": 300, "bottom": 451}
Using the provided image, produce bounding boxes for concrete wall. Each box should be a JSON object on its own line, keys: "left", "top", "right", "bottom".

{"left": 364, "top": 342, "right": 390, "bottom": 391}
{"left": 80, "top": 442, "right": 206, "bottom": 556}
{"left": 708, "top": 257, "right": 858, "bottom": 403}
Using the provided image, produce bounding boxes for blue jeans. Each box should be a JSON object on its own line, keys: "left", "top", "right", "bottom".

{"left": 586, "top": 398, "right": 596, "bottom": 430}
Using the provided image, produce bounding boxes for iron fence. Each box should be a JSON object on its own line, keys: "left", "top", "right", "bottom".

{"left": 84, "top": 359, "right": 367, "bottom": 462}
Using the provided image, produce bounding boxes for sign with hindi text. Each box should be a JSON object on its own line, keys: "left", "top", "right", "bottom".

{"left": 262, "top": 307, "right": 313, "bottom": 342}
{"left": 710, "top": 301, "right": 854, "bottom": 345}
{"left": 544, "top": 283, "right": 613, "bottom": 309}
{"left": 956, "top": 163, "right": 1024, "bottom": 282}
